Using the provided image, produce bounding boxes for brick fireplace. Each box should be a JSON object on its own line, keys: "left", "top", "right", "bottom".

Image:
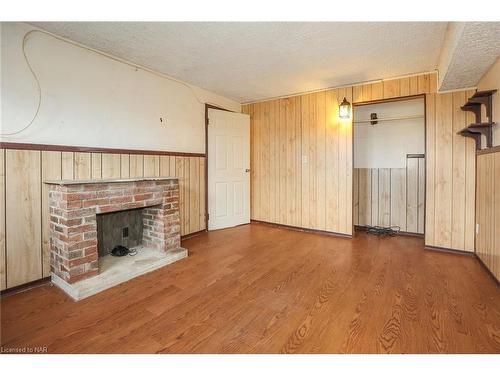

{"left": 45, "top": 178, "right": 182, "bottom": 285}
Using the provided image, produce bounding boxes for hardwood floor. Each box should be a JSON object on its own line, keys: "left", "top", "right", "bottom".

{"left": 1, "top": 223, "right": 499, "bottom": 353}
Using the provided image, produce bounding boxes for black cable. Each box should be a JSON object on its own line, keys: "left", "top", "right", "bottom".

{"left": 361, "top": 225, "right": 401, "bottom": 236}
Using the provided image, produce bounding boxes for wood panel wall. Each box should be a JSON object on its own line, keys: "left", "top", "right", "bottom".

{"left": 0, "top": 148, "right": 206, "bottom": 290}
{"left": 244, "top": 73, "right": 476, "bottom": 251}
{"left": 243, "top": 87, "right": 353, "bottom": 235}
{"left": 476, "top": 149, "right": 500, "bottom": 281}
{"left": 425, "top": 90, "right": 476, "bottom": 252}
{"left": 353, "top": 157, "right": 425, "bottom": 234}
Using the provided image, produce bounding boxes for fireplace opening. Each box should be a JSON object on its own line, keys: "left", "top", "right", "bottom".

{"left": 96, "top": 207, "right": 145, "bottom": 257}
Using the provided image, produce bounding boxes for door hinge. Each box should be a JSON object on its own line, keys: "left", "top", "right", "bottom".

{"left": 206, "top": 118, "right": 210, "bottom": 126}
{"left": 207, "top": 213, "right": 210, "bottom": 221}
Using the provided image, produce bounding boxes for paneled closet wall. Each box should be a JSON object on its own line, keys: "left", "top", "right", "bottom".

{"left": 0, "top": 148, "right": 206, "bottom": 290}
{"left": 244, "top": 73, "right": 476, "bottom": 252}
{"left": 353, "top": 157, "right": 425, "bottom": 233}
{"left": 475, "top": 149, "right": 500, "bottom": 280}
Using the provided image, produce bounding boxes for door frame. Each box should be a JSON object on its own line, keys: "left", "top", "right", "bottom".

{"left": 351, "top": 93, "right": 427, "bottom": 237}
{"left": 204, "top": 104, "right": 235, "bottom": 231}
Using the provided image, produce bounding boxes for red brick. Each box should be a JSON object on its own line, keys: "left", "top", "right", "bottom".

{"left": 69, "top": 252, "right": 98, "bottom": 267}
{"left": 108, "top": 195, "right": 133, "bottom": 204}
{"left": 134, "top": 193, "right": 153, "bottom": 201}
{"left": 83, "top": 198, "right": 110, "bottom": 207}
{"left": 66, "top": 192, "right": 97, "bottom": 201}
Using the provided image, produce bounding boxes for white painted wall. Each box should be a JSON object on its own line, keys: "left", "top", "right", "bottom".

{"left": 0, "top": 23, "right": 241, "bottom": 153}
{"left": 477, "top": 56, "right": 500, "bottom": 147}
{"left": 354, "top": 98, "right": 425, "bottom": 169}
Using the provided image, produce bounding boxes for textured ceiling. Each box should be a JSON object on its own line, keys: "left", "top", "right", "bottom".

{"left": 30, "top": 22, "right": 449, "bottom": 103}
{"left": 438, "top": 22, "right": 500, "bottom": 91}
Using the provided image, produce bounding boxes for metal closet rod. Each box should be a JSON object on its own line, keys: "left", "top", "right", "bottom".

{"left": 354, "top": 114, "right": 424, "bottom": 124}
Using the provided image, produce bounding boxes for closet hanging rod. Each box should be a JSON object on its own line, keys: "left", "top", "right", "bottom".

{"left": 354, "top": 114, "right": 424, "bottom": 124}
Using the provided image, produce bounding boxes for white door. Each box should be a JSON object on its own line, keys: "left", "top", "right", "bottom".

{"left": 208, "top": 109, "right": 250, "bottom": 230}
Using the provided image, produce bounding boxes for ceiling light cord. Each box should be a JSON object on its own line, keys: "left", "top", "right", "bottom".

{"left": 1, "top": 29, "right": 225, "bottom": 137}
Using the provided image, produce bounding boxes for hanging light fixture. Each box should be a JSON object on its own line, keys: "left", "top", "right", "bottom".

{"left": 339, "top": 97, "right": 351, "bottom": 120}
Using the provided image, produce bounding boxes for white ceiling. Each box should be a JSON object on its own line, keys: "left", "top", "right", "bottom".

{"left": 29, "top": 22, "right": 450, "bottom": 103}
{"left": 438, "top": 22, "right": 500, "bottom": 91}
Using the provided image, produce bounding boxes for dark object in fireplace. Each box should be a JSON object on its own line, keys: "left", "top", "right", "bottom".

{"left": 111, "top": 245, "right": 136, "bottom": 257}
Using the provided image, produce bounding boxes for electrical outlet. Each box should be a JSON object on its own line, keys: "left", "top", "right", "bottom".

{"left": 302, "top": 155, "right": 308, "bottom": 164}
{"left": 476, "top": 223, "right": 480, "bottom": 235}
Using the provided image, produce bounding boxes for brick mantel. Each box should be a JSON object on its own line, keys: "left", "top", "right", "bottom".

{"left": 45, "top": 178, "right": 180, "bottom": 284}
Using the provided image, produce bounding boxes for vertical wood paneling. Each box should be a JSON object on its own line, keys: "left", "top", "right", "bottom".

{"left": 325, "top": 90, "right": 339, "bottom": 232}
{"left": 199, "top": 158, "right": 206, "bottom": 231}
{"left": 268, "top": 100, "right": 277, "bottom": 224}
{"left": 129, "top": 154, "right": 144, "bottom": 178}
{"left": 371, "top": 169, "right": 379, "bottom": 226}
{"left": 252, "top": 103, "right": 261, "bottom": 220}
{"left": 61, "top": 152, "right": 74, "bottom": 180}
{"left": 390, "top": 168, "right": 406, "bottom": 231}
{"left": 353, "top": 73, "right": 435, "bottom": 104}
{"left": 353, "top": 169, "right": 359, "bottom": 225}
{"left": 495, "top": 153, "right": 500, "bottom": 279}
{"left": 120, "top": 154, "right": 130, "bottom": 178}
{"left": 417, "top": 158, "right": 425, "bottom": 234}
{"left": 301, "top": 94, "right": 311, "bottom": 229}
{"left": 74, "top": 152, "right": 91, "bottom": 180}
{"left": 476, "top": 152, "right": 499, "bottom": 281}
{"left": 102, "top": 153, "right": 121, "bottom": 178}
{"left": 249, "top": 87, "right": 352, "bottom": 235}
{"left": 247, "top": 73, "right": 472, "bottom": 250}
{"left": 378, "top": 168, "right": 391, "bottom": 227}
{"left": 144, "top": 155, "right": 160, "bottom": 177}
{"left": 175, "top": 157, "right": 185, "bottom": 235}
{"left": 1, "top": 147, "right": 206, "bottom": 289}
{"left": 355, "top": 165, "right": 422, "bottom": 234}
{"left": 451, "top": 91, "right": 467, "bottom": 250}
{"left": 41, "top": 151, "right": 62, "bottom": 277}
{"left": 345, "top": 87, "right": 354, "bottom": 234}
{"left": 425, "top": 94, "right": 436, "bottom": 245}
{"left": 383, "top": 79, "right": 400, "bottom": 99}
{"left": 371, "top": 82, "right": 383, "bottom": 101}
{"left": 424, "top": 88, "right": 475, "bottom": 252}
{"left": 406, "top": 158, "right": 419, "bottom": 233}
{"left": 434, "top": 93, "right": 453, "bottom": 248}
{"left": 91, "top": 153, "right": 102, "bottom": 179}
{"left": 0, "top": 150, "right": 5, "bottom": 290}
{"left": 464, "top": 92, "right": 477, "bottom": 252}
{"left": 6, "top": 150, "right": 42, "bottom": 288}
{"left": 358, "top": 169, "right": 371, "bottom": 226}
{"left": 278, "top": 100, "right": 287, "bottom": 225}
{"left": 315, "top": 91, "right": 326, "bottom": 230}
{"left": 183, "top": 157, "right": 190, "bottom": 235}
{"left": 400, "top": 77, "right": 410, "bottom": 97}
{"left": 160, "top": 155, "right": 171, "bottom": 176}
{"left": 189, "top": 156, "right": 200, "bottom": 233}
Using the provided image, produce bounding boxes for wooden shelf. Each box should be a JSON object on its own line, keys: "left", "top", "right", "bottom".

{"left": 459, "top": 90, "right": 497, "bottom": 150}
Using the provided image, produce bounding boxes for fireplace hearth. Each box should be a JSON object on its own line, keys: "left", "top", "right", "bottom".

{"left": 44, "top": 177, "right": 187, "bottom": 300}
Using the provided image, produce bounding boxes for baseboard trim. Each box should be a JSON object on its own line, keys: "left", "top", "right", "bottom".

{"left": 424, "top": 245, "right": 475, "bottom": 256}
{"left": 0, "top": 277, "right": 51, "bottom": 298}
{"left": 474, "top": 254, "right": 500, "bottom": 286}
{"left": 251, "top": 219, "right": 353, "bottom": 238}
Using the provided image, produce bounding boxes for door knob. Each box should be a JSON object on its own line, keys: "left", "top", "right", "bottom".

{"left": 245, "top": 169, "right": 250, "bottom": 172}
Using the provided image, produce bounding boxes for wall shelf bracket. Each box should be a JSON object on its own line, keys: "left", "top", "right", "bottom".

{"left": 458, "top": 90, "right": 497, "bottom": 150}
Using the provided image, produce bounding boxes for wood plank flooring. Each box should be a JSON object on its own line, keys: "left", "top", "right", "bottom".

{"left": 1, "top": 224, "right": 499, "bottom": 353}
